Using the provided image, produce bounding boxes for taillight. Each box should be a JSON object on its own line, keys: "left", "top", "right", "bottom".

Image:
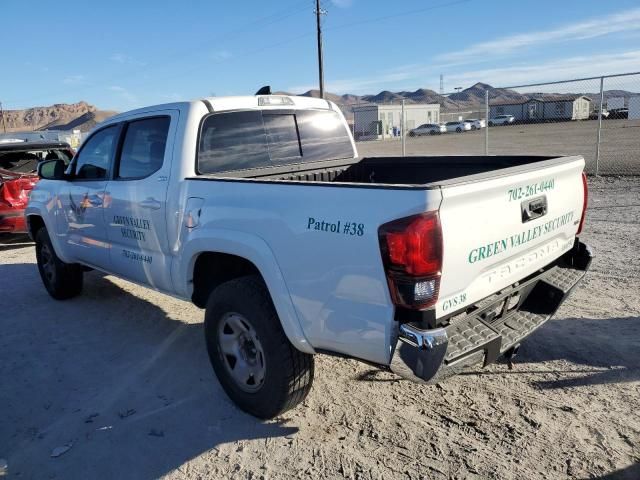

{"left": 577, "top": 172, "right": 588, "bottom": 235}
{"left": 379, "top": 212, "right": 443, "bottom": 310}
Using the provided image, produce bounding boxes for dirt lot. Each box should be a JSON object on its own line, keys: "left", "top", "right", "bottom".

{"left": 357, "top": 119, "right": 640, "bottom": 176}
{"left": 1, "top": 177, "right": 639, "bottom": 480}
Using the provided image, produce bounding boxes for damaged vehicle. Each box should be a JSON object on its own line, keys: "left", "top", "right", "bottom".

{"left": 0, "top": 141, "right": 73, "bottom": 234}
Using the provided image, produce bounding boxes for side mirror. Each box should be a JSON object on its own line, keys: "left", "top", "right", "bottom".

{"left": 38, "top": 159, "right": 67, "bottom": 180}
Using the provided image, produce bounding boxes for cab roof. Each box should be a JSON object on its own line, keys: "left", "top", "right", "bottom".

{"left": 105, "top": 95, "right": 335, "bottom": 123}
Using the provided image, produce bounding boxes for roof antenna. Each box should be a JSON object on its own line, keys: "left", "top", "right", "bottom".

{"left": 255, "top": 86, "right": 271, "bottom": 95}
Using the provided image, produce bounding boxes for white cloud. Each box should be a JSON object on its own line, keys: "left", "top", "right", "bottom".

{"left": 109, "top": 53, "right": 146, "bottom": 66}
{"left": 212, "top": 50, "right": 233, "bottom": 61}
{"left": 330, "top": 0, "right": 353, "bottom": 7}
{"left": 63, "top": 75, "right": 86, "bottom": 85}
{"left": 438, "top": 7, "right": 640, "bottom": 64}
{"left": 108, "top": 85, "right": 138, "bottom": 106}
{"left": 445, "top": 50, "right": 640, "bottom": 90}
{"left": 289, "top": 50, "right": 640, "bottom": 95}
{"left": 289, "top": 64, "right": 421, "bottom": 94}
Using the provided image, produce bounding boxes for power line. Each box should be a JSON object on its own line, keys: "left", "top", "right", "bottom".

{"left": 324, "top": 0, "right": 472, "bottom": 32}
{"left": 7, "top": 0, "right": 475, "bottom": 107}
{"left": 5, "top": 0, "right": 311, "bottom": 107}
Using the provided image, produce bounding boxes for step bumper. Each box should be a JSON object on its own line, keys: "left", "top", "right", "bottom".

{"left": 390, "top": 240, "right": 593, "bottom": 383}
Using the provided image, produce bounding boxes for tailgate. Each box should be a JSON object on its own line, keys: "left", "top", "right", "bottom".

{"left": 436, "top": 156, "right": 585, "bottom": 318}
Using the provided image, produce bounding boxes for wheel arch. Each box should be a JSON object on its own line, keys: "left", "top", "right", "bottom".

{"left": 179, "top": 230, "right": 315, "bottom": 354}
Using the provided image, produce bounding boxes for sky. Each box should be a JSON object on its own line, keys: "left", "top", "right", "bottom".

{"left": 3, "top": 0, "right": 640, "bottom": 111}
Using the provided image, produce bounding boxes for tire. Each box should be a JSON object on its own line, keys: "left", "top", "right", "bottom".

{"left": 35, "top": 227, "right": 83, "bottom": 300}
{"left": 409, "top": 131, "right": 415, "bottom": 137}
{"left": 204, "top": 275, "right": 314, "bottom": 419}
{"left": 488, "top": 121, "right": 494, "bottom": 127}
{"left": 429, "top": 130, "right": 437, "bottom": 135}
{"left": 456, "top": 127, "right": 462, "bottom": 133}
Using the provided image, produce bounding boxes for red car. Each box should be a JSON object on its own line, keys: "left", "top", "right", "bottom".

{"left": 0, "top": 141, "right": 74, "bottom": 234}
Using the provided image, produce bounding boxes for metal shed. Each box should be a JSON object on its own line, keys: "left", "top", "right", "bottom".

{"left": 352, "top": 103, "right": 440, "bottom": 140}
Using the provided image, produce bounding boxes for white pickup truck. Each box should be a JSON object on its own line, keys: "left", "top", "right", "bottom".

{"left": 26, "top": 92, "right": 592, "bottom": 418}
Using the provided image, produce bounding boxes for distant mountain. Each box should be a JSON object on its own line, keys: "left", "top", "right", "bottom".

{"left": 296, "top": 82, "right": 539, "bottom": 110}
{"left": 0, "top": 101, "right": 117, "bottom": 133}
{"left": 296, "top": 82, "right": 638, "bottom": 113}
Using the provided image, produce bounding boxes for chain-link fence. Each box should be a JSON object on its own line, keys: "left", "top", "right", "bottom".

{"left": 339, "top": 72, "right": 640, "bottom": 175}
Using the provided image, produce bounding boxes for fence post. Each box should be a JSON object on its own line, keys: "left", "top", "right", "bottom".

{"left": 401, "top": 99, "right": 406, "bottom": 157}
{"left": 595, "top": 76, "right": 604, "bottom": 176}
{"left": 484, "top": 89, "right": 489, "bottom": 155}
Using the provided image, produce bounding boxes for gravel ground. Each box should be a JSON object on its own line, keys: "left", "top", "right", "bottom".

{"left": 0, "top": 177, "right": 639, "bottom": 480}
{"left": 357, "top": 119, "right": 640, "bottom": 176}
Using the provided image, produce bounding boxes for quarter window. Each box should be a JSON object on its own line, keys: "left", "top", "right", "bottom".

{"left": 73, "top": 125, "right": 118, "bottom": 179}
{"left": 118, "top": 117, "right": 170, "bottom": 179}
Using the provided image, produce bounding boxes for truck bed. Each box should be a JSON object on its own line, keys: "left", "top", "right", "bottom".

{"left": 207, "top": 155, "right": 564, "bottom": 188}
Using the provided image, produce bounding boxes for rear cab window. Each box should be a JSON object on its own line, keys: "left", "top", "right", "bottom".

{"left": 197, "top": 109, "right": 353, "bottom": 175}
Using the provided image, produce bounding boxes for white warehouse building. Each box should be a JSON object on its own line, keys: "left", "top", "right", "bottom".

{"left": 352, "top": 103, "right": 440, "bottom": 140}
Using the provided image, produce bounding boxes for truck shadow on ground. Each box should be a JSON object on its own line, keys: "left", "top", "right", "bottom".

{"left": 356, "top": 315, "right": 640, "bottom": 389}
{"left": 0, "top": 234, "right": 32, "bottom": 251}
{"left": 585, "top": 462, "right": 640, "bottom": 480}
{"left": 0, "top": 263, "right": 297, "bottom": 480}
{"left": 458, "top": 315, "right": 640, "bottom": 389}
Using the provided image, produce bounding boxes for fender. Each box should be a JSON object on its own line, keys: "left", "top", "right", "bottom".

{"left": 176, "top": 227, "right": 316, "bottom": 355}
{"left": 24, "top": 189, "right": 74, "bottom": 264}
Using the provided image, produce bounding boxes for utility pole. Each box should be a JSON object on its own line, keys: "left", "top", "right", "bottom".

{"left": 454, "top": 87, "right": 462, "bottom": 118}
{"left": 0, "top": 102, "right": 6, "bottom": 133}
{"left": 315, "top": 0, "right": 326, "bottom": 98}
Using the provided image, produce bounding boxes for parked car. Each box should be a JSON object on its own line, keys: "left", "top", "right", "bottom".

{"left": 445, "top": 121, "right": 471, "bottom": 133}
{"left": 28, "top": 93, "right": 591, "bottom": 419}
{"left": 409, "top": 123, "right": 446, "bottom": 136}
{"left": 0, "top": 141, "right": 73, "bottom": 234}
{"left": 488, "top": 114, "right": 515, "bottom": 126}
{"left": 608, "top": 108, "right": 629, "bottom": 119}
{"left": 589, "top": 108, "right": 609, "bottom": 120}
{"left": 464, "top": 118, "right": 486, "bottom": 130}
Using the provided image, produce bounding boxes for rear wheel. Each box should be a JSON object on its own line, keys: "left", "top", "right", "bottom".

{"left": 488, "top": 121, "right": 494, "bottom": 127}
{"left": 456, "top": 127, "right": 462, "bottom": 133}
{"left": 204, "top": 275, "right": 314, "bottom": 418}
{"left": 35, "top": 228, "right": 83, "bottom": 300}
{"left": 429, "top": 130, "right": 437, "bottom": 135}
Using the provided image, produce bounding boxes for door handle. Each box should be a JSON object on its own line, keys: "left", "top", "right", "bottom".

{"left": 521, "top": 195, "right": 548, "bottom": 223}
{"left": 140, "top": 198, "right": 162, "bottom": 210}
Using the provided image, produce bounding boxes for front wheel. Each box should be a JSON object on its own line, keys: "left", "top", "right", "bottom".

{"left": 488, "top": 121, "right": 494, "bottom": 127}
{"left": 456, "top": 127, "right": 462, "bottom": 132}
{"left": 204, "top": 275, "right": 314, "bottom": 419}
{"left": 35, "top": 227, "right": 83, "bottom": 300}
{"left": 429, "top": 130, "right": 437, "bottom": 135}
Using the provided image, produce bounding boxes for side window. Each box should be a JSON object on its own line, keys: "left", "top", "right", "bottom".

{"left": 74, "top": 125, "right": 118, "bottom": 180}
{"left": 118, "top": 117, "right": 170, "bottom": 179}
